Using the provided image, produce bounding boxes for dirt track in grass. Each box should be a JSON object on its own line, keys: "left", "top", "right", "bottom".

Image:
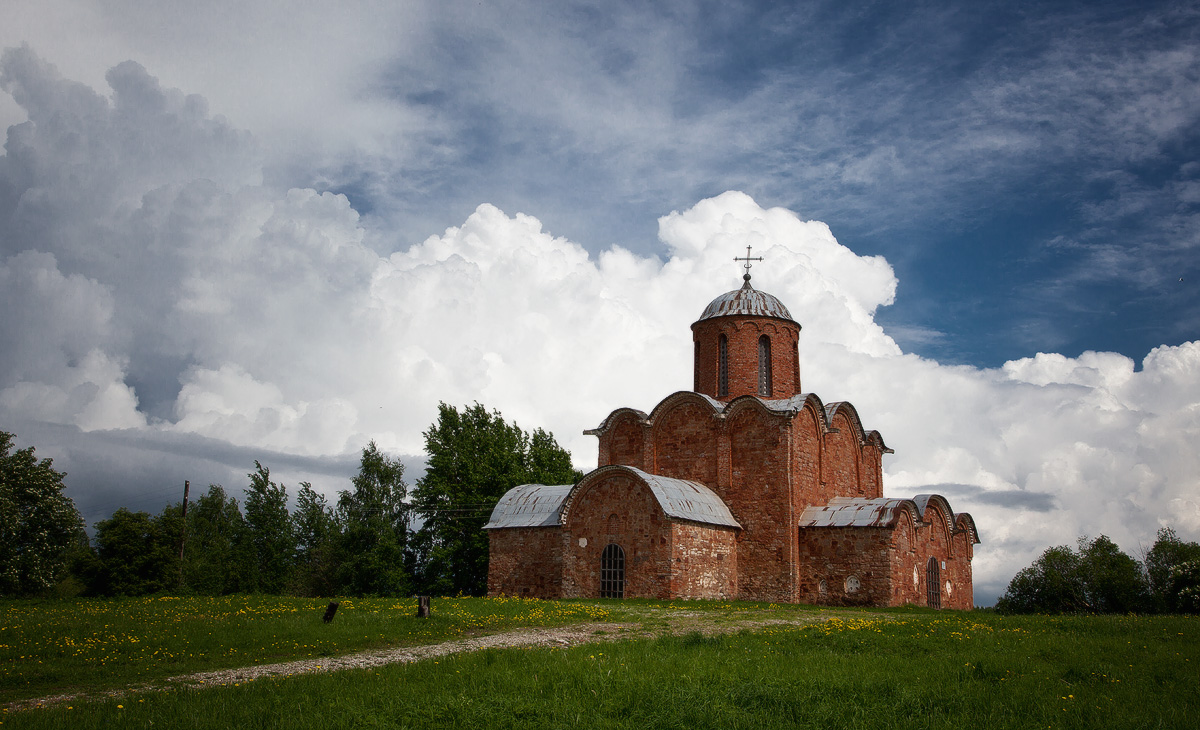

{"left": 8, "top": 607, "right": 873, "bottom": 712}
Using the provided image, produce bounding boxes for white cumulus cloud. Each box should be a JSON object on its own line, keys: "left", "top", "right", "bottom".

{"left": 2, "top": 49, "right": 1198, "bottom": 604}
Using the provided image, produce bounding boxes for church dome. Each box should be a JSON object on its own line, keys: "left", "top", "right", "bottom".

{"left": 697, "top": 280, "right": 795, "bottom": 323}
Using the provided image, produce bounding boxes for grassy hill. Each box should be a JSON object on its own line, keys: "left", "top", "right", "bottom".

{"left": 2, "top": 596, "right": 1195, "bottom": 728}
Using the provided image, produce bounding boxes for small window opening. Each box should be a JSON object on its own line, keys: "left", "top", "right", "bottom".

{"left": 758, "top": 335, "right": 772, "bottom": 396}
{"left": 718, "top": 334, "right": 729, "bottom": 397}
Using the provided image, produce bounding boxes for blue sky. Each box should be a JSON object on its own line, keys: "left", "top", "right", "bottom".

{"left": 2, "top": 0, "right": 1199, "bottom": 602}
{"left": 277, "top": 0, "right": 1199, "bottom": 367}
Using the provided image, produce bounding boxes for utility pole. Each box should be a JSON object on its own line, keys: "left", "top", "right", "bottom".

{"left": 177, "top": 480, "right": 190, "bottom": 589}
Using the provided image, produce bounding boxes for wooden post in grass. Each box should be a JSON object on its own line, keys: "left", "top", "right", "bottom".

{"left": 323, "top": 601, "right": 339, "bottom": 623}
{"left": 417, "top": 596, "right": 431, "bottom": 618}
{"left": 177, "top": 480, "right": 190, "bottom": 589}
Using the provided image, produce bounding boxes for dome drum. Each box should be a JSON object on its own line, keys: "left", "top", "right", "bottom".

{"left": 692, "top": 282, "right": 801, "bottom": 401}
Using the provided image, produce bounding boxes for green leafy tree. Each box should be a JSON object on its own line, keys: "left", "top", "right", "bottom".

{"left": 1078, "top": 535, "right": 1149, "bottom": 613}
{"left": 998, "top": 535, "right": 1149, "bottom": 614}
{"left": 93, "top": 508, "right": 179, "bottom": 596}
{"left": 291, "top": 481, "right": 339, "bottom": 596}
{"left": 61, "top": 529, "right": 103, "bottom": 597}
{"left": 242, "top": 462, "right": 294, "bottom": 593}
{"left": 410, "top": 403, "right": 581, "bottom": 596}
{"left": 336, "top": 442, "right": 409, "bottom": 596}
{"left": 1171, "top": 560, "right": 1200, "bottom": 613}
{"left": 1144, "top": 527, "right": 1200, "bottom": 612}
{"left": 183, "top": 485, "right": 248, "bottom": 595}
{"left": 0, "top": 432, "right": 86, "bottom": 596}
{"left": 996, "top": 544, "right": 1086, "bottom": 614}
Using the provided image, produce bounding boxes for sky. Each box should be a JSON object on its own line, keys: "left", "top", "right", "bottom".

{"left": 1, "top": 0, "right": 1198, "bottom": 604}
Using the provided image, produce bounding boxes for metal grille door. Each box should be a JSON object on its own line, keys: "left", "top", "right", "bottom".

{"left": 600, "top": 544, "right": 625, "bottom": 599}
{"left": 927, "top": 557, "right": 941, "bottom": 609}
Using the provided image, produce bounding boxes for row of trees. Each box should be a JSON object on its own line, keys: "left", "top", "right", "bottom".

{"left": 1, "top": 402, "right": 581, "bottom": 598}
{"left": 996, "top": 532, "right": 1200, "bottom": 614}
{"left": 74, "top": 450, "right": 409, "bottom": 598}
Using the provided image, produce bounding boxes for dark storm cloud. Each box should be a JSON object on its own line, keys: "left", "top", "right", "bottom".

{"left": 917, "top": 483, "right": 1057, "bottom": 513}
{"left": 5, "top": 418, "right": 423, "bottom": 527}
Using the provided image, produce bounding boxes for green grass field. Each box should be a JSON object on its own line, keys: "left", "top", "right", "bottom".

{"left": 2, "top": 597, "right": 1197, "bottom": 729}
{"left": 0, "top": 594, "right": 620, "bottom": 704}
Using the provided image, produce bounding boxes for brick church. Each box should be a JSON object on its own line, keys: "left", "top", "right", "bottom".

{"left": 485, "top": 255, "right": 978, "bottom": 608}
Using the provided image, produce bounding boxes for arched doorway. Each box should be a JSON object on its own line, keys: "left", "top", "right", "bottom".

{"left": 926, "top": 557, "right": 941, "bottom": 609}
{"left": 600, "top": 544, "right": 626, "bottom": 598}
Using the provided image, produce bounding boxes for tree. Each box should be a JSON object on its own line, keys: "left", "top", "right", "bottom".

{"left": 336, "top": 441, "right": 409, "bottom": 596}
{"left": 291, "top": 481, "right": 339, "bottom": 597}
{"left": 1171, "top": 560, "right": 1200, "bottom": 613}
{"left": 242, "top": 462, "right": 294, "bottom": 593}
{"left": 997, "top": 535, "right": 1149, "bottom": 614}
{"left": 92, "top": 508, "right": 179, "bottom": 596}
{"left": 0, "top": 431, "right": 86, "bottom": 596}
{"left": 996, "top": 544, "right": 1086, "bottom": 614}
{"left": 1144, "top": 527, "right": 1200, "bottom": 612}
{"left": 182, "top": 485, "right": 248, "bottom": 595}
{"left": 410, "top": 403, "right": 581, "bottom": 596}
{"left": 1078, "top": 535, "right": 1149, "bottom": 613}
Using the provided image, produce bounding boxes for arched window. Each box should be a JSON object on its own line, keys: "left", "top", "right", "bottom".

{"left": 600, "top": 544, "right": 625, "bottom": 598}
{"left": 794, "top": 338, "right": 801, "bottom": 391}
{"left": 926, "top": 557, "right": 941, "bottom": 609}
{"left": 758, "top": 335, "right": 772, "bottom": 397}
{"left": 718, "top": 334, "right": 729, "bottom": 397}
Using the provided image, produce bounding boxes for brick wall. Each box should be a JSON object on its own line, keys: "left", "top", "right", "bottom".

{"left": 861, "top": 442, "right": 883, "bottom": 499}
{"left": 798, "top": 526, "right": 894, "bottom": 606}
{"left": 947, "top": 529, "right": 975, "bottom": 609}
{"left": 888, "top": 512, "right": 918, "bottom": 605}
{"left": 790, "top": 404, "right": 823, "bottom": 509}
{"left": 728, "top": 407, "right": 797, "bottom": 602}
{"left": 798, "top": 502, "right": 975, "bottom": 609}
{"left": 822, "top": 411, "right": 862, "bottom": 499}
{"left": 607, "top": 413, "right": 646, "bottom": 470}
{"left": 487, "top": 527, "right": 563, "bottom": 598}
{"left": 561, "top": 472, "right": 673, "bottom": 599}
{"left": 559, "top": 470, "right": 738, "bottom": 600}
{"left": 652, "top": 401, "right": 720, "bottom": 486}
{"left": 883, "top": 501, "right": 975, "bottom": 609}
{"left": 692, "top": 316, "right": 801, "bottom": 401}
{"left": 669, "top": 522, "right": 738, "bottom": 599}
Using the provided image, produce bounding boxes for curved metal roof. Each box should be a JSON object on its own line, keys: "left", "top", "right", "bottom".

{"left": 696, "top": 281, "right": 795, "bottom": 323}
{"left": 621, "top": 466, "right": 741, "bottom": 528}
{"left": 483, "top": 483, "right": 573, "bottom": 529}
{"left": 799, "top": 495, "right": 980, "bottom": 544}
{"left": 484, "top": 466, "right": 741, "bottom": 530}
{"left": 798, "top": 497, "right": 910, "bottom": 528}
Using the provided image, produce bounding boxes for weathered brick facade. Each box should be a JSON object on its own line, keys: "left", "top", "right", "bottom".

{"left": 559, "top": 469, "right": 738, "bottom": 600}
{"left": 486, "top": 276, "right": 978, "bottom": 609}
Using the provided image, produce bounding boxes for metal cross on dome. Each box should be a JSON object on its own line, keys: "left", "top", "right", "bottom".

{"left": 734, "top": 244, "right": 763, "bottom": 283}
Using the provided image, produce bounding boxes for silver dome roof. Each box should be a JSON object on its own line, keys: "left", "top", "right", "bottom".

{"left": 697, "top": 280, "right": 794, "bottom": 323}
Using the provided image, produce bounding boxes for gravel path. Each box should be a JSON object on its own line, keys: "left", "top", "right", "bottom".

{"left": 171, "top": 622, "right": 638, "bottom": 687}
